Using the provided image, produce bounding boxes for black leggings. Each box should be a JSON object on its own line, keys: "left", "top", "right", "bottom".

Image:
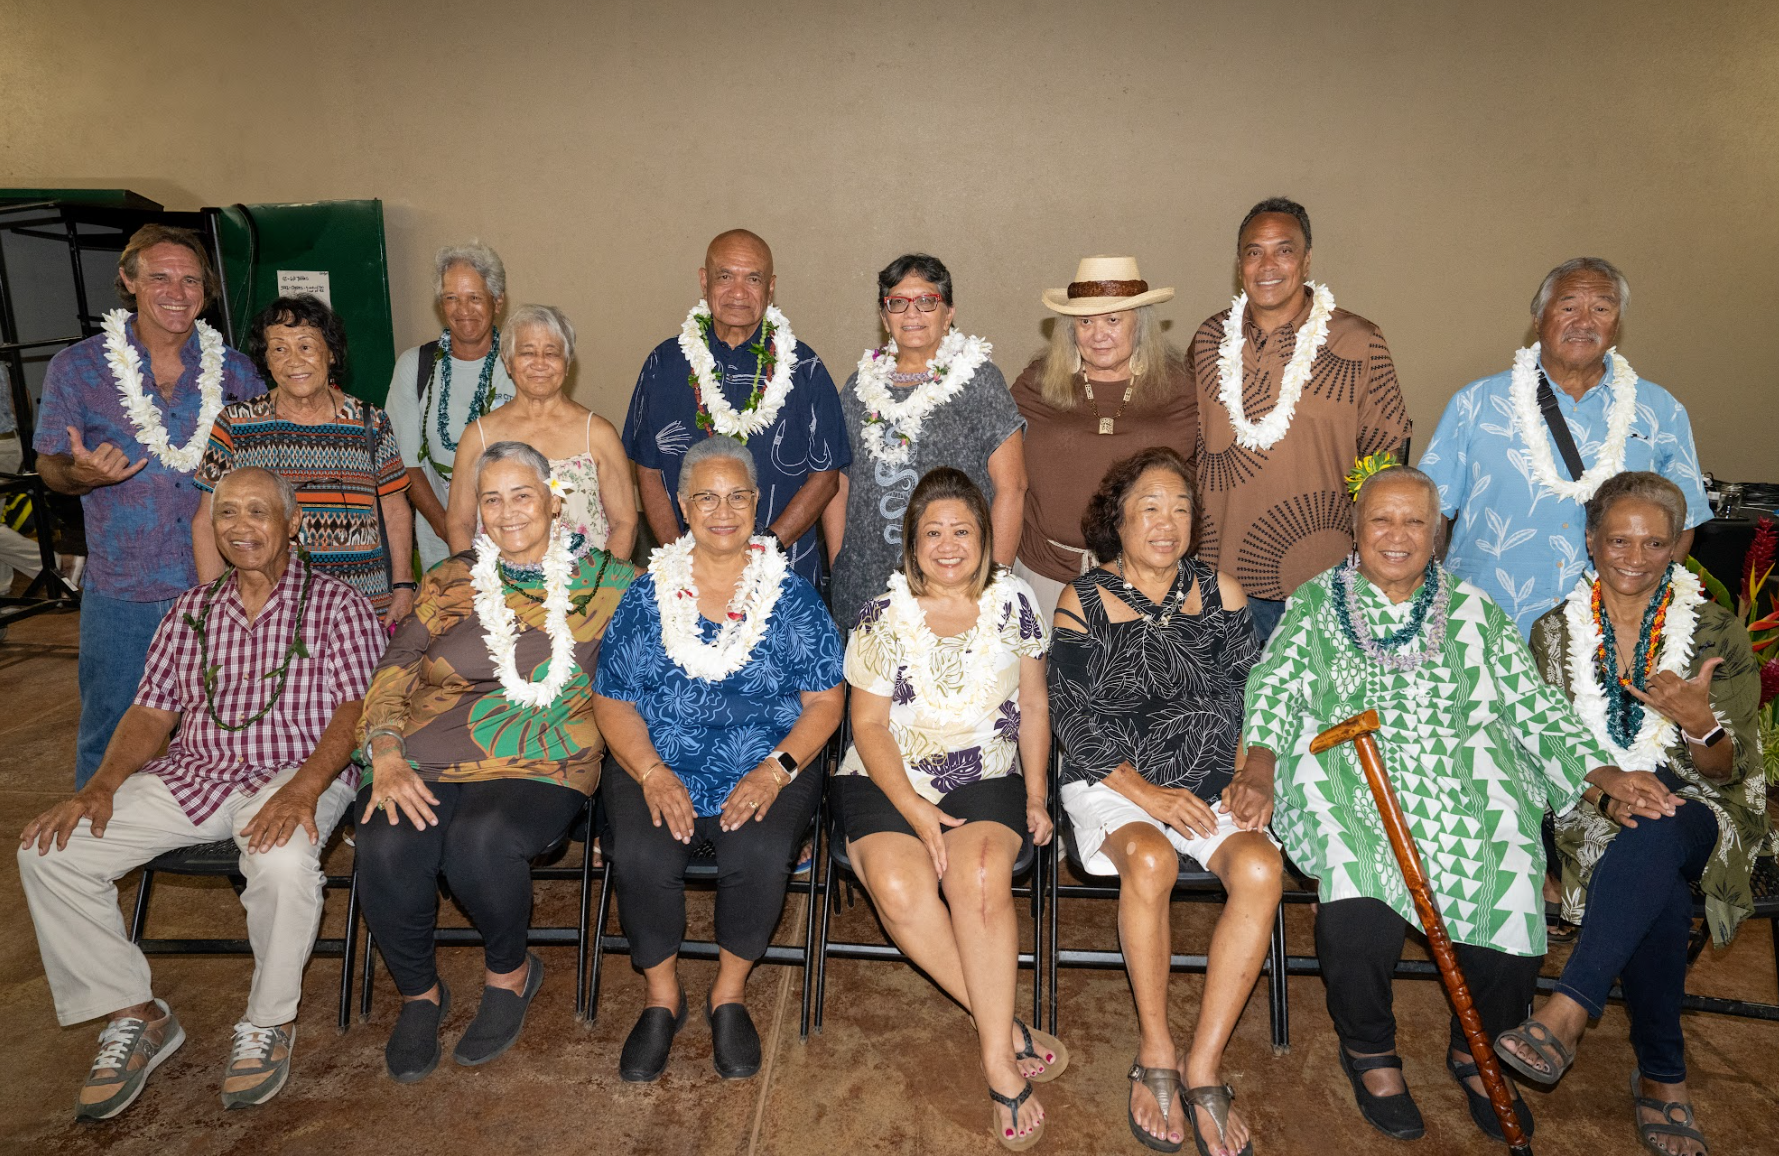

{"left": 1316, "top": 896, "right": 1543, "bottom": 1057}
{"left": 354, "top": 779, "right": 587, "bottom": 997}
{"left": 601, "top": 763, "right": 820, "bottom": 970}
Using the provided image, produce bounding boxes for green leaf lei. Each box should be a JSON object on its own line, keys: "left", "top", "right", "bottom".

{"left": 182, "top": 552, "right": 317, "bottom": 732}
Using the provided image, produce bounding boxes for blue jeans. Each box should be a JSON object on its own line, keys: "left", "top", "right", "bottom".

{"left": 76, "top": 591, "right": 175, "bottom": 787}
{"left": 1247, "top": 596, "right": 1287, "bottom": 645}
{"left": 1554, "top": 771, "right": 1718, "bottom": 1083}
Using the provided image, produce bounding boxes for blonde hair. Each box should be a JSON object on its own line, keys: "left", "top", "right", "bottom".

{"left": 1036, "top": 304, "right": 1179, "bottom": 409}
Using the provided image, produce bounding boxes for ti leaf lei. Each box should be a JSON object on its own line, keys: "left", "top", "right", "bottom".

{"left": 183, "top": 553, "right": 316, "bottom": 732}
{"left": 419, "top": 326, "right": 502, "bottom": 479}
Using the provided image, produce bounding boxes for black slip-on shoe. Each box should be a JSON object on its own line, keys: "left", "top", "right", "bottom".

{"left": 706, "top": 998, "right": 761, "bottom": 1079}
{"left": 454, "top": 953, "right": 545, "bottom": 1066}
{"left": 619, "top": 993, "right": 688, "bottom": 1083}
{"left": 1338, "top": 1048, "right": 1425, "bottom": 1141}
{"left": 1447, "top": 1052, "right": 1535, "bottom": 1141}
{"left": 386, "top": 983, "right": 451, "bottom": 1084}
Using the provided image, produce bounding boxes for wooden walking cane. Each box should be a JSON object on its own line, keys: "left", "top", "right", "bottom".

{"left": 1310, "top": 709, "right": 1534, "bottom": 1155}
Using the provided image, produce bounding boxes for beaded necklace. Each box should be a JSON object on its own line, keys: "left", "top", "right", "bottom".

{"left": 183, "top": 554, "right": 316, "bottom": 732}
{"left": 420, "top": 326, "right": 502, "bottom": 479}
{"left": 1592, "top": 570, "right": 1673, "bottom": 749}
{"left": 504, "top": 549, "right": 613, "bottom": 617}
{"left": 1112, "top": 557, "right": 1188, "bottom": 627}
{"left": 1331, "top": 557, "right": 1451, "bottom": 673}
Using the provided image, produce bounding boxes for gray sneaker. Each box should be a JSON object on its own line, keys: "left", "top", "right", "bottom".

{"left": 220, "top": 1021, "right": 294, "bottom": 1109}
{"left": 75, "top": 999, "right": 186, "bottom": 1121}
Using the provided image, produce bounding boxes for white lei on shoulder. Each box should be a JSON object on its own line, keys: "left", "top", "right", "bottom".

{"left": 1562, "top": 563, "right": 1702, "bottom": 770}
{"left": 1214, "top": 281, "right": 1335, "bottom": 452}
{"left": 884, "top": 569, "right": 1016, "bottom": 726}
{"left": 471, "top": 530, "right": 578, "bottom": 710}
{"left": 1510, "top": 343, "right": 1639, "bottom": 502}
{"left": 101, "top": 308, "right": 225, "bottom": 472}
{"left": 678, "top": 300, "right": 798, "bottom": 440}
{"left": 853, "top": 329, "right": 991, "bottom": 467}
{"left": 650, "top": 534, "right": 788, "bottom": 681}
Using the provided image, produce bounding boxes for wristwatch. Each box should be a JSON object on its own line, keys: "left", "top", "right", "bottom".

{"left": 1682, "top": 724, "right": 1726, "bottom": 747}
{"left": 768, "top": 750, "right": 799, "bottom": 781}
{"left": 392, "top": 581, "right": 418, "bottom": 591}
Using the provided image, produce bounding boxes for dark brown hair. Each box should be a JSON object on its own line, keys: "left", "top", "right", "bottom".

{"left": 900, "top": 467, "right": 996, "bottom": 598}
{"left": 246, "top": 295, "right": 349, "bottom": 386}
{"left": 1081, "top": 446, "right": 1195, "bottom": 562}
{"left": 114, "top": 224, "right": 220, "bottom": 311}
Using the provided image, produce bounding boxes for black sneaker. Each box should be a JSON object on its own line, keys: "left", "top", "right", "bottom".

{"left": 385, "top": 983, "right": 451, "bottom": 1083}
{"left": 454, "top": 953, "right": 545, "bottom": 1066}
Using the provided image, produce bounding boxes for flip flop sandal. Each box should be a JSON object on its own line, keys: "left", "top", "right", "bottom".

{"left": 1012, "top": 1019, "right": 1070, "bottom": 1083}
{"left": 1546, "top": 918, "right": 1579, "bottom": 943}
{"left": 1493, "top": 1018, "right": 1575, "bottom": 1087}
{"left": 1446, "top": 1052, "right": 1535, "bottom": 1140}
{"left": 1127, "top": 1061, "right": 1186, "bottom": 1153}
{"left": 1631, "top": 1069, "right": 1710, "bottom": 1155}
{"left": 1182, "top": 1083, "right": 1254, "bottom": 1156}
{"left": 989, "top": 1079, "right": 1045, "bottom": 1151}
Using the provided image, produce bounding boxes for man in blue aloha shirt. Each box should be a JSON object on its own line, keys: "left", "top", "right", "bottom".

{"left": 1421, "top": 257, "right": 1709, "bottom": 636}
{"left": 622, "top": 229, "right": 849, "bottom": 587}
{"left": 34, "top": 226, "right": 263, "bottom": 785}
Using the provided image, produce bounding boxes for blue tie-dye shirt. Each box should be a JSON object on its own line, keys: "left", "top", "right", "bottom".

{"left": 34, "top": 319, "right": 264, "bottom": 601}
{"left": 1419, "top": 358, "right": 1708, "bottom": 636}
{"left": 620, "top": 321, "right": 850, "bottom": 586}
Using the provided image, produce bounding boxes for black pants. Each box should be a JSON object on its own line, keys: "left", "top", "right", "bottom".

{"left": 354, "top": 779, "right": 586, "bottom": 997}
{"left": 1316, "top": 896, "right": 1543, "bottom": 1057}
{"left": 602, "top": 763, "right": 820, "bottom": 970}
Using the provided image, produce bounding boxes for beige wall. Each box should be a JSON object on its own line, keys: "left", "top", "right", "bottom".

{"left": 4, "top": 0, "right": 1775, "bottom": 478}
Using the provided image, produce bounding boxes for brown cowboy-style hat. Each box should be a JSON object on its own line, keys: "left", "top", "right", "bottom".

{"left": 1041, "top": 255, "right": 1175, "bottom": 316}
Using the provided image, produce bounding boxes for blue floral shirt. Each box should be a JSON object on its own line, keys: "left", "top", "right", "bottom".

{"left": 620, "top": 321, "right": 851, "bottom": 586}
{"left": 594, "top": 569, "right": 844, "bottom": 816}
{"left": 34, "top": 319, "right": 264, "bottom": 601}
{"left": 1419, "top": 360, "right": 1708, "bottom": 636}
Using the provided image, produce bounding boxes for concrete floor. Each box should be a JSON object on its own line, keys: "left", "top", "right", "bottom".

{"left": 1, "top": 606, "right": 1775, "bottom": 1155}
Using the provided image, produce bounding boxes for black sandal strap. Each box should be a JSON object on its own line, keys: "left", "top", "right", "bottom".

{"left": 989, "top": 1080, "right": 1034, "bottom": 1129}
{"left": 1344, "top": 1052, "right": 1405, "bottom": 1073}
{"left": 1012, "top": 1019, "right": 1037, "bottom": 1061}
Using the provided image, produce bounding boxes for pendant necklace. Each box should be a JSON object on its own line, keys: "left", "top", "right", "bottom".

{"left": 1082, "top": 374, "right": 1133, "bottom": 435}
{"left": 1115, "top": 557, "right": 1186, "bottom": 626}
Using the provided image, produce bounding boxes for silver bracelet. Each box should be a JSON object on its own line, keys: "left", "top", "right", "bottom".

{"left": 365, "top": 728, "right": 406, "bottom": 758}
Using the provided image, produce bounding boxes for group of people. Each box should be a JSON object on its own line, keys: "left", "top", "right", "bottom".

{"left": 10, "top": 202, "right": 1762, "bottom": 1156}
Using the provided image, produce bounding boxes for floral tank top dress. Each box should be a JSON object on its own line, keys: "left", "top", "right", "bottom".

{"left": 474, "top": 413, "right": 610, "bottom": 558}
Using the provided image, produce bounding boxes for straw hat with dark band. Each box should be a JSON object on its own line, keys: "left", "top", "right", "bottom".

{"left": 1041, "top": 255, "right": 1175, "bottom": 316}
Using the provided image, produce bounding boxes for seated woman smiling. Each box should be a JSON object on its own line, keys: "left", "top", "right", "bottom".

{"left": 835, "top": 467, "right": 1062, "bottom": 1152}
{"left": 356, "top": 441, "right": 634, "bottom": 1082}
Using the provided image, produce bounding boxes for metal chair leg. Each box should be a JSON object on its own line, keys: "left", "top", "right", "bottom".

{"left": 1268, "top": 902, "right": 1289, "bottom": 1053}
{"left": 338, "top": 867, "right": 360, "bottom": 1032}
{"left": 814, "top": 842, "right": 836, "bottom": 1034}
{"left": 587, "top": 857, "right": 616, "bottom": 1025}
{"left": 128, "top": 868, "right": 156, "bottom": 943}
{"left": 576, "top": 825, "right": 596, "bottom": 1021}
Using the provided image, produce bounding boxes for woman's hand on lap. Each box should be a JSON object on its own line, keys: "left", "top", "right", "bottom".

{"left": 362, "top": 754, "right": 439, "bottom": 830}
{"left": 720, "top": 764, "right": 784, "bottom": 832}
{"left": 1025, "top": 794, "right": 1053, "bottom": 846}
{"left": 642, "top": 766, "right": 697, "bottom": 843}
{"left": 906, "top": 797, "right": 966, "bottom": 878}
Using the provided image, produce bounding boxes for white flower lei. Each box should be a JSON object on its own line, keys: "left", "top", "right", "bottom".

{"left": 885, "top": 569, "right": 1016, "bottom": 727}
{"left": 1214, "top": 281, "right": 1335, "bottom": 452}
{"left": 678, "top": 300, "right": 798, "bottom": 441}
{"left": 470, "top": 529, "right": 578, "bottom": 710}
{"left": 1562, "top": 563, "right": 1702, "bottom": 771}
{"left": 650, "top": 533, "right": 788, "bottom": 681}
{"left": 100, "top": 308, "right": 225, "bottom": 472}
{"left": 1510, "top": 343, "right": 1639, "bottom": 502}
{"left": 853, "top": 329, "right": 991, "bottom": 467}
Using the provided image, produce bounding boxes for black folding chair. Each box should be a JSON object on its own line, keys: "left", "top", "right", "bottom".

{"left": 1044, "top": 746, "right": 1291, "bottom": 1052}
{"left": 129, "top": 829, "right": 360, "bottom": 1032}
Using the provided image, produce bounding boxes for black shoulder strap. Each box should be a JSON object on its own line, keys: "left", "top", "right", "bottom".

{"left": 416, "top": 340, "right": 441, "bottom": 400}
{"left": 1535, "top": 369, "right": 1586, "bottom": 481}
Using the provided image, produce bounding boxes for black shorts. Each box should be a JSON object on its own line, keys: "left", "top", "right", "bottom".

{"left": 833, "top": 772, "right": 1031, "bottom": 853}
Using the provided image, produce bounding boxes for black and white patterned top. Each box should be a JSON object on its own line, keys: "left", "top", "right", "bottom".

{"left": 1049, "top": 557, "right": 1259, "bottom": 801}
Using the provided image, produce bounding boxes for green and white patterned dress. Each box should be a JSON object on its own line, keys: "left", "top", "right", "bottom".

{"left": 1244, "top": 565, "right": 1613, "bottom": 956}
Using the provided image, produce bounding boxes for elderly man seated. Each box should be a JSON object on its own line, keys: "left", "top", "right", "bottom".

{"left": 17, "top": 467, "right": 385, "bottom": 1120}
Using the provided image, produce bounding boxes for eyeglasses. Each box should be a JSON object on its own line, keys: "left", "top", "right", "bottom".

{"left": 687, "top": 489, "right": 758, "bottom": 513}
{"left": 882, "top": 294, "right": 946, "bottom": 314}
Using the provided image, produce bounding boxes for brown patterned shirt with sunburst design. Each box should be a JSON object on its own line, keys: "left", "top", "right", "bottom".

{"left": 1189, "top": 287, "right": 1410, "bottom": 602}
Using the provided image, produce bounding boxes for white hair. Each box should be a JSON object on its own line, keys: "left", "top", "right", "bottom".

{"left": 434, "top": 240, "right": 506, "bottom": 301}
{"left": 501, "top": 304, "right": 576, "bottom": 365}
{"left": 213, "top": 467, "right": 299, "bottom": 522}
{"left": 475, "top": 440, "right": 553, "bottom": 491}
{"left": 1531, "top": 257, "right": 1630, "bottom": 319}
{"left": 677, "top": 435, "right": 757, "bottom": 501}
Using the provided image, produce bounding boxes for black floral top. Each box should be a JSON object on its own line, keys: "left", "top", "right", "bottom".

{"left": 1050, "top": 558, "right": 1259, "bottom": 801}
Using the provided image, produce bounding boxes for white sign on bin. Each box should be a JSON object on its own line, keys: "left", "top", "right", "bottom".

{"left": 276, "top": 270, "right": 332, "bottom": 308}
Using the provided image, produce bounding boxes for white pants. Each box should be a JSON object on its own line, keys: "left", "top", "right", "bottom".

{"left": 1061, "top": 780, "right": 1273, "bottom": 876}
{"left": 0, "top": 433, "right": 45, "bottom": 588}
{"left": 17, "top": 765, "right": 354, "bottom": 1027}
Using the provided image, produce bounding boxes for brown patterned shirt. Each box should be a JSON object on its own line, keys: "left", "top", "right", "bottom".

{"left": 1190, "top": 288, "right": 1409, "bottom": 601}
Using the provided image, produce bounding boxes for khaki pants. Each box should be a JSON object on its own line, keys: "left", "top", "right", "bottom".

{"left": 17, "top": 765, "right": 354, "bottom": 1028}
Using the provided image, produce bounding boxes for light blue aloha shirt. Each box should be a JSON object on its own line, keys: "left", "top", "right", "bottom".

{"left": 1419, "top": 358, "right": 1709, "bottom": 636}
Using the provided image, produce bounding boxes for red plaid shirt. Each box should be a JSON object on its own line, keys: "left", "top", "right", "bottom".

{"left": 133, "top": 552, "right": 385, "bottom": 821}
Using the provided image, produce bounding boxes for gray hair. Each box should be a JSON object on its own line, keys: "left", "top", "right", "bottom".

{"left": 1585, "top": 470, "right": 1687, "bottom": 540}
{"left": 501, "top": 304, "right": 576, "bottom": 365}
{"left": 1531, "top": 257, "right": 1630, "bottom": 319}
{"left": 213, "top": 466, "right": 299, "bottom": 522}
{"left": 433, "top": 240, "right": 506, "bottom": 302}
{"left": 475, "top": 440, "right": 553, "bottom": 491}
{"left": 677, "top": 435, "right": 758, "bottom": 501}
{"left": 1353, "top": 465, "right": 1446, "bottom": 552}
